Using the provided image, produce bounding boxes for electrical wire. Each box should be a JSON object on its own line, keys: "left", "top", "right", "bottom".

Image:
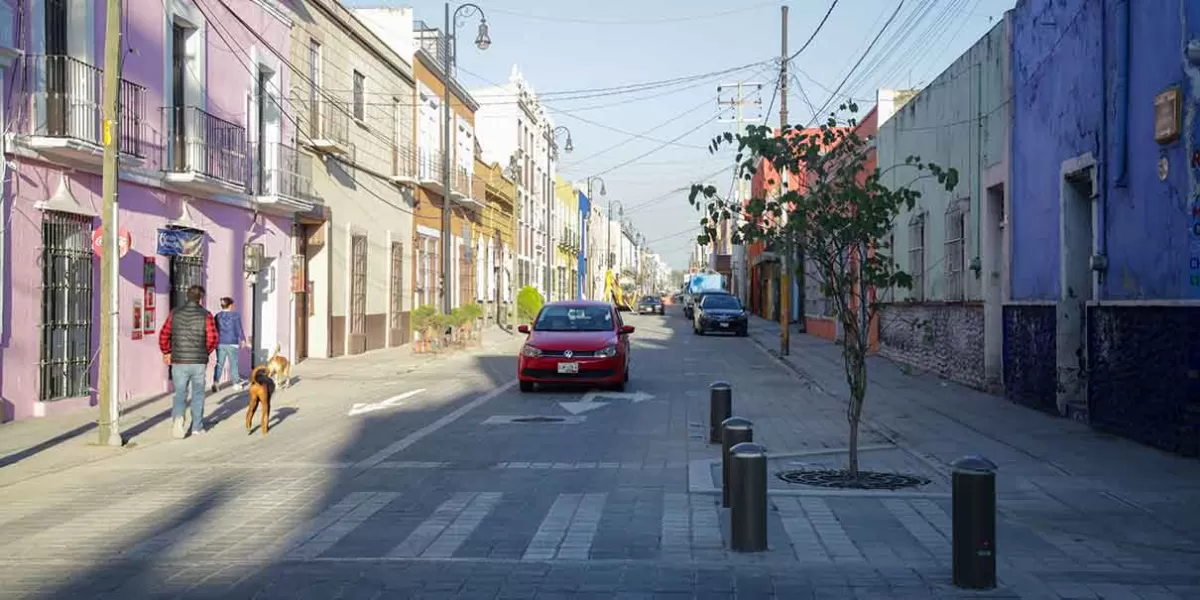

{"left": 485, "top": 3, "right": 775, "bottom": 26}
{"left": 806, "top": 0, "right": 907, "bottom": 126}
{"left": 586, "top": 110, "right": 729, "bottom": 179}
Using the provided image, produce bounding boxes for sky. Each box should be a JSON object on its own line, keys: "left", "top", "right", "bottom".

{"left": 344, "top": 0, "right": 1017, "bottom": 269}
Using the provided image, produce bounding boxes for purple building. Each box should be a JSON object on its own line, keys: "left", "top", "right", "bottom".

{"left": 1005, "top": 0, "right": 1200, "bottom": 454}
{"left": 0, "top": 0, "right": 319, "bottom": 422}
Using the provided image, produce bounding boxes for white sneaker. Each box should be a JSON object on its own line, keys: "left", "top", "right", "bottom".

{"left": 172, "top": 418, "right": 186, "bottom": 439}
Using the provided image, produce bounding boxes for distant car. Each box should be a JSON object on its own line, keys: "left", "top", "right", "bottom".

{"left": 517, "top": 301, "right": 634, "bottom": 393}
{"left": 683, "top": 289, "right": 732, "bottom": 320}
{"left": 636, "top": 295, "right": 664, "bottom": 315}
{"left": 693, "top": 293, "right": 748, "bottom": 336}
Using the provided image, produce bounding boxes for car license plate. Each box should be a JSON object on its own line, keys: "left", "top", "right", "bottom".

{"left": 720, "top": 322, "right": 729, "bottom": 328}
{"left": 557, "top": 362, "right": 579, "bottom": 374}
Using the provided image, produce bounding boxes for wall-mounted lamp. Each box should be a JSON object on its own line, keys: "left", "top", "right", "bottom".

{"left": 243, "top": 242, "right": 265, "bottom": 274}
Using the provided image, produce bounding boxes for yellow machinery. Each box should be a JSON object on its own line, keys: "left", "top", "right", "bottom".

{"left": 604, "top": 269, "right": 631, "bottom": 311}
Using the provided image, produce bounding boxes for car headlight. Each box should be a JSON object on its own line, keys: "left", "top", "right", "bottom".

{"left": 595, "top": 345, "right": 618, "bottom": 358}
{"left": 521, "top": 344, "right": 542, "bottom": 357}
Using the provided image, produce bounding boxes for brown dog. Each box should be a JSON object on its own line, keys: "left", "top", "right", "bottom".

{"left": 246, "top": 365, "right": 275, "bottom": 435}
{"left": 266, "top": 343, "right": 292, "bottom": 390}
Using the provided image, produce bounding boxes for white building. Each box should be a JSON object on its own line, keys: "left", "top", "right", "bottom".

{"left": 472, "top": 67, "right": 560, "bottom": 298}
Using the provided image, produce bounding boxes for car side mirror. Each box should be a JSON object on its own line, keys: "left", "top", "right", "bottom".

{"left": 517, "top": 324, "right": 530, "bottom": 334}
{"left": 619, "top": 325, "right": 635, "bottom": 335}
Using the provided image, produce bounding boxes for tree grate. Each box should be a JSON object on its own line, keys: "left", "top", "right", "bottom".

{"left": 511, "top": 416, "right": 566, "bottom": 424}
{"left": 776, "top": 469, "right": 931, "bottom": 490}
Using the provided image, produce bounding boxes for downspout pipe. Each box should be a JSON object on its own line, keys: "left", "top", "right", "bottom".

{"left": 1114, "top": 0, "right": 1130, "bottom": 188}
{"left": 1098, "top": 0, "right": 1110, "bottom": 264}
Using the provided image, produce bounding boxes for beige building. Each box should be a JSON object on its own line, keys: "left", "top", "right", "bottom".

{"left": 287, "top": 0, "right": 418, "bottom": 358}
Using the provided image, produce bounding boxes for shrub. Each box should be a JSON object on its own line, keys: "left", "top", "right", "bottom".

{"left": 516, "top": 286, "right": 544, "bottom": 322}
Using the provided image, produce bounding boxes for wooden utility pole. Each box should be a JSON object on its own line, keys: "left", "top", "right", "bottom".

{"left": 778, "top": 5, "right": 791, "bottom": 356}
{"left": 98, "top": 0, "right": 124, "bottom": 446}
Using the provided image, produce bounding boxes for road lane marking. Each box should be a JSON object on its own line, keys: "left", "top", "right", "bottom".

{"left": 251, "top": 492, "right": 375, "bottom": 560}
{"left": 348, "top": 389, "right": 426, "bottom": 416}
{"left": 354, "top": 380, "right": 517, "bottom": 469}
{"left": 421, "top": 492, "right": 503, "bottom": 558}
{"left": 522, "top": 494, "right": 582, "bottom": 561}
{"left": 388, "top": 493, "right": 476, "bottom": 558}
{"left": 556, "top": 492, "right": 607, "bottom": 560}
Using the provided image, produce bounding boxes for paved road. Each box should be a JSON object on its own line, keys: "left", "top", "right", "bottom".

{"left": 0, "top": 309, "right": 1198, "bottom": 599}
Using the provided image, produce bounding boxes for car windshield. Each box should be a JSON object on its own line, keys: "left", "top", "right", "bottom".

{"left": 640, "top": 296, "right": 658, "bottom": 303}
{"left": 534, "top": 305, "right": 615, "bottom": 332}
{"left": 701, "top": 295, "right": 741, "bottom": 310}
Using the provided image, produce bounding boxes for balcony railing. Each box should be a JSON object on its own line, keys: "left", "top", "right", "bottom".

{"left": 161, "top": 106, "right": 249, "bottom": 186}
{"left": 392, "top": 143, "right": 416, "bottom": 183}
{"left": 451, "top": 165, "right": 471, "bottom": 196}
{"left": 253, "top": 142, "right": 315, "bottom": 201}
{"left": 20, "top": 55, "right": 148, "bottom": 158}
{"left": 417, "top": 149, "right": 444, "bottom": 183}
{"left": 309, "top": 98, "right": 352, "bottom": 154}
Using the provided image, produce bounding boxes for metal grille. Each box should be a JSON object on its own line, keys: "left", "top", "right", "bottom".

{"left": 944, "top": 204, "right": 967, "bottom": 301}
{"left": 390, "top": 242, "right": 404, "bottom": 330}
{"left": 350, "top": 234, "right": 367, "bottom": 335}
{"left": 908, "top": 214, "right": 925, "bottom": 301}
{"left": 169, "top": 254, "right": 204, "bottom": 310}
{"left": 39, "top": 212, "right": 93, "bottom": 401}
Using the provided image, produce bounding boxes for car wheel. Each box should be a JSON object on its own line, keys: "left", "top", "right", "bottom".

{"left": 738, "top": 329, "right": 748, "bottom": 337}
{"left": 519, "top": 380, "right": 534, "bottom": 393}
{"left": 613, "top": 379, "right": 627, "bottom": 392}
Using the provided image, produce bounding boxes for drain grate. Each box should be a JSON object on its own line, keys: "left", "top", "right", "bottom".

{"left": 511, "top": 416, "right": 566, "bottom": 424}
{"left": 776, "top": 469, "right": 931, "bottom": 491}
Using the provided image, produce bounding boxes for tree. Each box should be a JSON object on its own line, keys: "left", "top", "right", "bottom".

{"left": 690, "top": 103, "right": 957, "bottom": 480}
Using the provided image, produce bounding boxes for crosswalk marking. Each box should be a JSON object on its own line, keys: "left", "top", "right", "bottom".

{"left": 774, "top": 497, "right": 831, "bottom": 564}
{"left": 389, "top": 492, "right": 477, "bottom": 558}
{"left": 885, "top": 498, "right": 948, "bottom": 562}
{"left": 288, "top": 492, "right": 399, "bottom": 559}
{"left": 523, "top": 494, "right": 582, "bottom": 561}
{"left": 557, "top": 493, "right": 606, "bottom": 560}
{"left": 254, "top": 492, "right": 378, "bottom": 560}
{"left": 800, "top": 498, "right": 865, "bottom": 564}
{"left": 421, "top": 492, "right": 503, "bottom": 559}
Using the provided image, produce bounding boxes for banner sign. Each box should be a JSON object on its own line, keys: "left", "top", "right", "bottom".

{"left": 156, "top": 228, "right": 203, "bottom": 257}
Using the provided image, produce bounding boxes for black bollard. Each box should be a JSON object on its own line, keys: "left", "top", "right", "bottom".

{"left": 951, "top": 455, "right": 998, "bottom": 590}
{"left": 720, "top": 417, "right": 753, "bottom": 508}
{"left": 729, "top": 442, "right": 768, "bottom": 552}
{"left": 708, "top": 381, "right": 732, "bottom": 444}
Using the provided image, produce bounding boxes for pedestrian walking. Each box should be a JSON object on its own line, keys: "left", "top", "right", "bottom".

{"left": 213, "top": 296, "right": 248, "bottom": 392}
{"left": 159, "top": 285, "right": 218, "bottom": 439}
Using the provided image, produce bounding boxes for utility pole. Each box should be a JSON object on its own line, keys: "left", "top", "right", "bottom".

{"left": 98, "top": 0, "right": 124, "bottom": 446}
{"left": 778, "top": 4, "right": 791, "bottom": 356}
{"left": 717, "top": 80, "right": 762, "bottom": 298}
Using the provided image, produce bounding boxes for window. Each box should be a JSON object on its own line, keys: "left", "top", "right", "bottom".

{"left": 169, "top": 253, "right": 204, "bottom": 310}
{"left": 40, "top": 212, "right": 94, "bottom": 401}
{"left": 350, "top": 234, "right": 367, "bottom": 336}
{"left": 534, "top": 304, "right": 614, "bottom": 332}
{"left": 389, "top": 242, "right": 404, "bottom": 330}
{"left": 308, "top": 39, "right": 321, "bottom": 137}
{"left": 416, "top": 234, "right": 439, "bottom": 307}
{"left": 908, "top": 213, "right": 926, "bottom": 301}
{"left": 944, "top": 203, "right": 967, "bottom": 301}
{"left": 352, "top": 70, "right": 365, "bottom": 121}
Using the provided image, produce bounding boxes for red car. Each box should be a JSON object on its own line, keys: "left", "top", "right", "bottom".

{"left": 517, "top": 300, "right": 634, "bottom": 393}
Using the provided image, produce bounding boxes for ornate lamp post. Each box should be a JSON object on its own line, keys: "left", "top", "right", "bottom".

{"left": 440, "top": 2, "right": 490, "bottom": 314}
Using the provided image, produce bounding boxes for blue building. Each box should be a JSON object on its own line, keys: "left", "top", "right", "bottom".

{"left": 1005, "top": 0, "right": 1200, "bottom": 455}
{"left": 577, "top": 190, "right": 590, "bottom": 300}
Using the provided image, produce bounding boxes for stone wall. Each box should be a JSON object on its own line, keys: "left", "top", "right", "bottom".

{"left": 1088, "top": 305, "right": 1200, "bottom": 457}
{"left": 1002, "top": 304, "right": 1057, "bottom": 415}
{"left": 878, "top": 303, "right": 985, "bottom": 389}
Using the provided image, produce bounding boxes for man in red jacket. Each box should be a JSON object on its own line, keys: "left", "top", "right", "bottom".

{"left": 159, "top": 285, "right": 218, "bottom": 439}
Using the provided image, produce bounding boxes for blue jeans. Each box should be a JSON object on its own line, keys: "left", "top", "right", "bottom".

{"left": 213, "top": 344, "right": 244, "bottom": 386}
{"left": 171, "top": 363, "right": 206, "bottom": 431}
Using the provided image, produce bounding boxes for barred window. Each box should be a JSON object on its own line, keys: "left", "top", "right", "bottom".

{"left": 908, "top": 213, "right": 925, "bottom": 301}
{"left": 169, "top": 254, "right": 204, "bottom": 311}
{"left": 389, "top": 242, "right": 404, "bottom": 330}
{"left": 40, "top": 212, "right": 94, "bottom": 401}
{"left": 944, "top": 202, "right": 967, "bottom": 301}
{"left": 350, "top": 234, "right": 367, "bottom": 335}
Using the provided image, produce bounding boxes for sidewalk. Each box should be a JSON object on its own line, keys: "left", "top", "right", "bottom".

{"left": 743, "top": 315, "right": 1200, "bottom": 555}
{"left": 0, "top": 326, "right": 518, "bottom": 487}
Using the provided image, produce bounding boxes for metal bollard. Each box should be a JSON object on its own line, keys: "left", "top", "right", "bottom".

{"left": 708, "top": 381, "right": 732, "bottom": 444}
{"left": 951, "top": 455, "right": 998, "bottom": 590}
{"left": 729, "top": 442, "right": 768, "bottom": 552}
{"left": 720, "top": 417, "right": 753, "bottom": 508}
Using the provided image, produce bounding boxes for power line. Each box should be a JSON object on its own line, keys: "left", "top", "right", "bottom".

{"left": 784, "top": 0, "right": 840, "bottom": 62}
{"left": 485, "top": 3, "right": 775, "bottom": 26}
{"left": 806, "top": 0, "right": 907, "bottom": 126}
{"left": 587, "top": 111, "right": 728, "bottom": 179}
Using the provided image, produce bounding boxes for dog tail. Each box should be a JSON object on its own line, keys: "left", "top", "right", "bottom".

{"left": 270, "top": 342, "right": 281, "bottom": 360}
{"left": 252, "top": 366, "right": 272, "bottom": 386}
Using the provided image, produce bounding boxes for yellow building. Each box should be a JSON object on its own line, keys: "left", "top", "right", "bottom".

{"left": 474, "top": 158, "right": 518, "bottom": 323}
{"left": 554, "top": 177, "right": 580, "bottom": 301}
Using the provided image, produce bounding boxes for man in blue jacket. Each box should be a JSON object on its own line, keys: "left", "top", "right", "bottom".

{"left": 213, "top": 296, "right": 248, "bottom": 392}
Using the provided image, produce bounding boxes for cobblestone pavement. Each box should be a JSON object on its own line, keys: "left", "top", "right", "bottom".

{"left": 1, "top": 313, "right": 1198, "bottom": 599}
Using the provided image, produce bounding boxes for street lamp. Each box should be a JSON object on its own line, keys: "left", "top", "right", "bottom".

{"left": 545, "top": 125, "right": 572, "bottom": 299}
{"left": 440, "top": 2, "right": 490, "bottom": 314}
